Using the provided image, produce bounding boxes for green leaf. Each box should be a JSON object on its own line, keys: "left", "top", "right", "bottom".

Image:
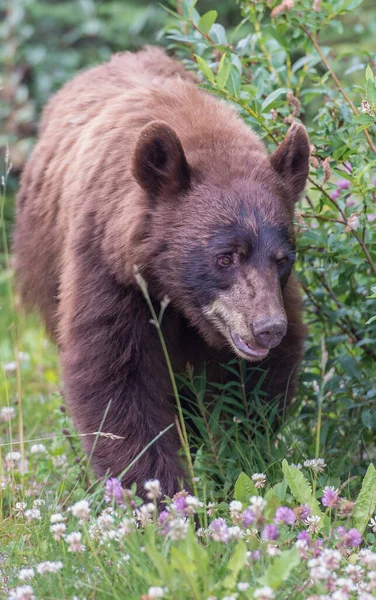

{"left": 258, "top": 546, "right": 300, "bottom": 588}
{"left": 198, "top": 10, "right": 217, "bottom": 35}
{"left": 366, "top": 65, "right": 374, "bottom": 82}
{"left": 234, "top": 472, "right": 258, "bottom": 503}
{"left": 261, "top": 88, "right": 289, "bottom": 112}
{"left": 216, "top": 53, "right": 231, "bottom": 89}
{"left": 223, "top": 541, "right": 247, "bottom": 589}
{"left": 282, "top": 460, "right": 323, "bottom": 518}
{"left": 194, "top": 55, "right": 215, "bottom": 83}
{"left": 353, "top": 463, "right": 376, "bottom": 533}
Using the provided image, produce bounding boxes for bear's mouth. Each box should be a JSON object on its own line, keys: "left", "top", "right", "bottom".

{"left": 230, "top": 331, "right": 269, "bottom": 360}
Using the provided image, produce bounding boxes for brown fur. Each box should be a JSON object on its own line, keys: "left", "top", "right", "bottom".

{"left": 14, "top": 47, "right": 309, "bottom": 497}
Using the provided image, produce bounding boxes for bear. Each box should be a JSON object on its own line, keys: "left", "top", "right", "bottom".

{"left": 13, "top": 47, "right": 309, "bottom": 498}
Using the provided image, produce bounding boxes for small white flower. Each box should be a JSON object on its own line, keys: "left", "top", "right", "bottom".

{"left": 14, "top": 502, "right": 27, "bottom": 516}
{"left": 30, "top": 444, "right": 47, "bottom": 455}
{"left": 305, "top": 514, "right": 321, "bottom": 534}
{"left": 229, "top": 501, "right": 242, "bottom": 513}
{"left": 237, "top": 582, "right": 250, "bottom": 591}
{"left": 233, "top": 416, "right": 242, "bottom": 423}
{"left": 291, "top": 463, "right": 302, "bottom": 470}
{"left": 52, "top": 454, "right": 67, "bottom": 468}
{"left": 0, "top": 406, "right": 16, "bottom": 421}
{"left": 25, "top": 509, "right": 41, "bottom": 522}
{"left": 147, "top": 587, "right": 165, "bottom": 598}
{"left": 266, "top": 545, "right": 281, "bottom": 557}
{"left": 144, "top": 479, "right": 162, "bottom": 500}
{"left": 50, "top": 523, "right": 66, "bottom": 540}
{"left": 18, "top": 569, "right": 35, "bottom": 581}
{"left": 6, "top": 451, "right": 21, "bottom": 464}
{"left": 33, "top": 499, "right": 45, "bottom": 508}
{"left": 50, "top": 513, "right": 65, "bottom": 523}
{"left": 249, "top": 496, "right": 266, "bottom": 513}
{"left": 97, "top": 513, "right": 114, "bottom": 530}
{"left": 71, "top": 499, "right": 90, "bottom": 520}
{"left": 65, "top": 531, "right": 85, "bottom": 553}
{"left": 369, "top": 516, "right": 376, "bottom": 533}
{"left": 228, "top": 526, "right": 243, "bottom": 540}
{"left": 7, "top": 585, "right": 35, "bottom": 600}
{"left": 168, "top": 517, "right": 188, "bottom": 541}
{"left": 254, "top": 586, "right": 275, "bottom": 600}
{"left": 312, "top": 380, "right": 320, "bottom": 393}
{"left": 36, "top": 561, "right": 63, "bottom": 574}
{"left": 303, "top": 458, "right": 326, "bottom": 473}
{"left": 251, "top": 473, "right": 266, "bottom": 489}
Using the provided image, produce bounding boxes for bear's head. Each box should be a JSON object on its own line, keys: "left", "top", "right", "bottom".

{"left": 132, "top": 120, "right": 310, "bottom": 361}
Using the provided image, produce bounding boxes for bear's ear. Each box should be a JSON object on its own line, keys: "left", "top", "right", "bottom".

{"left": 132, "top": 121, "right": 191, "bottom": 199}
{"left": 270, "top": 123, "right": 310, "bottom": 201}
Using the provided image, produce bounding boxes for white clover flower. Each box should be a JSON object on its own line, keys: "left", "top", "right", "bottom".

{"left": 254, "top": 586, "right": 275, "bottom": 600}
{"left": 290, "top": 463, "right": 302, "bottom": 470}
{"left": 251, "top": 473, "right": 267, "bottom": 488}
{"left": 50, "top": 523, "right": 66, "bottom": 540}
{"left": 65, "top": 531, "right": 85, "bottom": 553}
{"left": 144, "top": 479, "right": 162, "bottom": 500}
{"left": 0, "top": 406, "right": 16, "bottom": 421}
{"left": 369, "top": 516, "right": 376, "bottom": 533}
{"left": 147, "top": 587, "right": 165, "bottom": 598}
{"left": 233, "top": 416, "right": 242, "bottom": 423}
{"left": 168, "top": 517, "right": 189, "bottom": 541}
{"left": 359, "top": 549, "right": 376, "bottom": 569}
{"left": 303, "top": 458, "right": 326, "bottom": 473}
{"left": 7, "top": 585, "right": 35, "bottom": 600}
{"left": 320, "top": 549, "right": 342, "bottom": 570}
{"left": 18, "top": 569, "right": 35, "bottom": 581}
{"left": 30, "top": 444, "right": 47, "bottom": 455}
{"left": 71, "top": 499, "right": 90, "bottom": 520}
{"left": 358, "top": 593, "right": 374, "bottom": 600}
{"left": 50, "top": 513, "right": 65, "bottom": 523}
{"left": 97, "top": 513, "right": 114, "bottom": 530}
{"left": 25, "top": 509, "right": 41, "bottom": 522}
{"left": 305, "top": 514, "right": 321, "bottom": 533}
{"left": 228, "top": 526, "right": 243, "bottom": 540}
{"left": 118, "top": 517, "right": 135, "bottom": 537}
{"left": 345, "top": 563, "right": 362, "bottom": 582}
{"left": 207, "top": 501, "right": 216, "bottom": 516}
{"left": 237, "top": 582, "right": 250, "bottom": 591}
{"left": 266, "top": 545, "right": 281, "bottom": 557}
{"left": 33, "top": 499, "right": 45, "bottom": 508}
{"left": 6, "top": 451, "right": 21, "bottom": 463}
{"left": 36, "top": 561, "right": 63, "bottom": 574}
{"left": 186, "top": 495, "right": 204, "bottom": 508}
{"left": 249, "top": 496, "right": 266, "bottom": 514}
{"left": 52, "top": 454, "right": 67, "bottom": 468}
{"left": 14, "top": 502, "right": 27, "bottom": 516}
{"left": 229, "top": 501, "right": 242, "bottom": 513}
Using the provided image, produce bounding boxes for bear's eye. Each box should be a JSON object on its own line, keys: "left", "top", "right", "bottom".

{"left": 217, "top": 254, "right": 234, "bottom": 267}
{"left": 276, "top": 256, "right": 289, "bottom": 266}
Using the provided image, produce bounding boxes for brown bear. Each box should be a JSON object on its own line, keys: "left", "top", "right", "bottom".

{"left": 14, "top": 47, "right": 309, "bottom": 497}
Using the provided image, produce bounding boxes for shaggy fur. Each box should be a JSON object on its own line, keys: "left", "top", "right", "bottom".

{"left": 14, "top": 47, "right": 309, "bottom": 497}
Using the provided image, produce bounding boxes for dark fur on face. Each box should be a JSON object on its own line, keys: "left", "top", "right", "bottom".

{"left": 14, "top": 47, "right": 309, "bottom": 499}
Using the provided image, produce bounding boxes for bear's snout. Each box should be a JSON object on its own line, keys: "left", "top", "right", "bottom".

{"left": 251, "top": 317, "right": 287, "bottom": 349}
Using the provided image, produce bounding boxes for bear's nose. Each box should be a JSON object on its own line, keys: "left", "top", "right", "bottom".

{"left": 251, "top": 317, "right": 287, "bottom": 349}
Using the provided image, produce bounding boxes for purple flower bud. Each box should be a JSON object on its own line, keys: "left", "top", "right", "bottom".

{"left": 337, "top": 179, "right": 350, "bottom": 190}
{"left": 330, "top": 189, "right": 341, "bottom": 200}
{"left": 262, "top": 524, "right": 279, "bottom": 540}
{"left": 346, "top": 197, "right": 356, "bottom": 208}
{"left": 321, "top": 486, "right": 340, "bottom": 508}
{"left": 241, "top": 508, "right": 255, "bottom": 527}
{"left": 336, "top": 526, "right": 346, "bottom": 536}
{"left": 105, "top": 477, "right": 124, "bottom": 505}
{"left": 249, "top": 550, "right": 261, "bottom": 562}
{"left": 297, "top": 530, "right": 310, "bottom": 543}
{"left": 274, "top": 506, "right": 296, "bottom": 525}
{"left": 209, "top": 518, "right": 229, "bottom": 543}
{"left": 342, "top": 527, "right": 362, "bottom": 547}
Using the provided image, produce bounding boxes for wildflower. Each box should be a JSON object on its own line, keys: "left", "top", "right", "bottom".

{"left": 338, "top": 499, "right": 355, "bottom": 517}
{"left": 209, "top": 518, "right": 229, "bottom": 543}
{"left": 71, "top": 499, "right": 90, "bottom": 520}
{"left": 346, "top": 196, "right": 356, "bottom": 208}
{"left": 144, "top": 479, "right": 162, "bottom": 500}
{"left": 50, "top": 513, "right": 65, "bottom": 523}
{"left": 254, "top": 586, "right": 275, "bottom": 600}
{"left": 359, "top": 549, "right": 376, "bottom": 568}
{"left": 7, "top": 585, "right": 35, "bottom": 600}
{"left": 345, "top": 213, "right": 360, "bottom": 232}
{"left": 228, "top": 526, "right": 243, "bottom": 540}
{"left": 339, "top": 527, "right": 362, "bottom": 547}
{"left": 18, "top": 569, "right": 35, "bottom": 581}
{"left": 30, "top": 444, "right": 47, "bottom": 455}
{"left": 345, "top": 564, "right": 363, "bottom": 583}
{"left": 330, "top": 189, "right": 341, "bottom": 200}
{"left": 50, "top": 522, "right": 66, "bottom": 540}
{"left": 360, "top": 100, "right": 372, "bottom": 114}
{"left": 252, "top": 473, "right": 267, "bottom": 488}
{"left": 321, "top": 486, "right": 340, "bottom": 508}
{"left": 297, "top": 530, "right": 310, "bottom": 543}
{"left": 171, "top": 491, "right": 203, "bottom": 516}
{"left": 147, "top": 586, "right": 165, "bottom": 598}
{"left": 296, "top": 539, "right": 309, "bottom": 559}
{"left": 36, "top": 561, "right": 63, "bottom": 574}
{"left": 241, "top": 508, "right": 255, "bottom": 527}
{"left": 369, "top": 516, "right": 376, "bottom": 533}
{"left": 249, "top": 496, "right": 266, "bottom": 513}
{"left": 65, "top": 531, "right": 85, "bottom": 553}
{"left": 291, "top": 463, "right": 302, "bottom": 470}
{"left": 233, "top": 416, "right": 242, "bottom": 423}
{"left": 262, "top": 524, "right": 279, "bottom": 541}
{"left": 0, "top": 406, "right": 16, "bottom": 421}
{"left": 303, "top": 458, "right": 326, "bottom": 473}
{"left": 305, "top": 515, "right": 321, "bottom": 534}
{"left": 294, "top": 504, "right": 311, "bottom": 522}
{"left": 337, "top": 179, "right": 350, "bottom": 190}
{"left": 15, "top": 502, "right": 27, "bottom": 516}
{"left": 5, "top": 451, "right": 21, "bottom": 468}
{"left": 25, "top": 509, "right": 41, "bottom": 522}
{"left": 237, "top": 582, "right": 250, "bottom": 591}
{"left": 97, "top": 513, "right": 115, "bottom": 530}
{"left": 266, "top": 545, "right": 281, "bottom": 557}
{"left": 229, "top": 500, "right": 243, "bottom": 522}
{"left": 105, "top": 477, "right": 124, "bottom": 505}
{"left": 52, "top": 454, "right": 67, "bottom": 467}
{"left": 167, "top": 517, "right": 189, "bottom": 541}
{"left": 274, "top": 506, "right": 295, "bottom": 525}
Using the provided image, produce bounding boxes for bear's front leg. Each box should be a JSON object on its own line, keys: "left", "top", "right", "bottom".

{"left": 58, "top": 246, "right": 186, "bottom": 499}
